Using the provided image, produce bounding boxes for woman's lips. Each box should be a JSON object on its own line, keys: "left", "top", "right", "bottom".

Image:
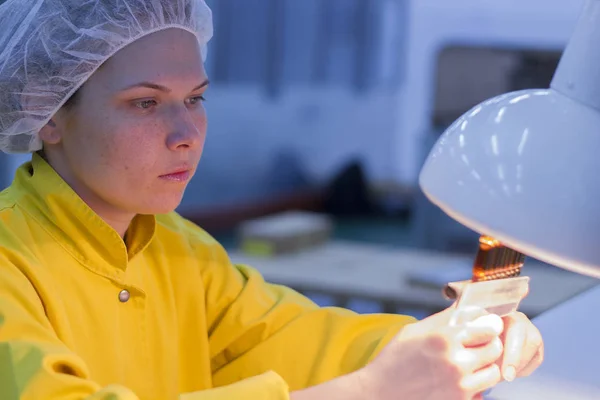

{"left": 159, "top": 170, "right": 191, "bottom": 182}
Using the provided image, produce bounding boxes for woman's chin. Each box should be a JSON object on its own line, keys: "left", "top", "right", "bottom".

{"left": 137, "top": 197, "right": 183, "bottom": 215}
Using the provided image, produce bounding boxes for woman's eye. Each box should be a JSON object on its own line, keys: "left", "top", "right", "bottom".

{"left": 134, "top": 99, "right": 157, "bottom": 109}
{"left": 188, "top": 95, "right": 206, "bottom": 105}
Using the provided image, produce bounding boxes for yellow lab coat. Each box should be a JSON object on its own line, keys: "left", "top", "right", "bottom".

{"left": 0, "top": 154, "right": 415, "bottom": 399}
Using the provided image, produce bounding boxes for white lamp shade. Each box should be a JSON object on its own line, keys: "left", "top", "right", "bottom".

{"left": 419, "top": 0, "right": 600, "bottom": 278}
{"left": 419, "top": 87, "right": 600, "bottom": 278}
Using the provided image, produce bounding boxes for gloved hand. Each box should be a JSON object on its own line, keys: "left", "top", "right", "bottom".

{"left": 498, "top": 311, "right": 544, "bottom": 381}
{"left": 358, "top": 306, "right": 504, "bottom": 400}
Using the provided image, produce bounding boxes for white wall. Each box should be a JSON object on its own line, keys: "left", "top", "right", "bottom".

{"left": 393, "top": 0, "right": 585, "bottom": 185}
{"left": 182, "top": 0, "right": 589, "bottom": 209}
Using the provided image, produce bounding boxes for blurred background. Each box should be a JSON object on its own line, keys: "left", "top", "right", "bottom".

{"left": 1, "top": 0, "right": 596, "bottom": 318}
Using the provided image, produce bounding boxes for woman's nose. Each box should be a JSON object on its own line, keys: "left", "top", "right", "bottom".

{"left": 166, "top": 107, "right": 206, "bottom": 150}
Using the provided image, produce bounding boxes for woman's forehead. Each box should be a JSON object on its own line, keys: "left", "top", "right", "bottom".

{"left": 94, "top": 29, "right": 207, "bottom": 91}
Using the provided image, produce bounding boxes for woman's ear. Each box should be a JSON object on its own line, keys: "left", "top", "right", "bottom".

{"left": 21, "top": 82, "right": 65, "bottom": 146}
{"left": 38, "top": 118, "right": 62, "bottom": 145}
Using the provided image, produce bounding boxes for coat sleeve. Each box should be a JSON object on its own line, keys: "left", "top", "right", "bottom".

{"left": 0, "top": 256, "right": 291, "bottom": 400}
{"left": 199, "top": 237, "right": 417, "bottom": 392}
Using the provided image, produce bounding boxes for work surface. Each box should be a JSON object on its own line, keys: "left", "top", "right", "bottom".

{"left": 229, "top": 240, "right": 598, "bottom": 318}
{"left": 488, "top": 284, "right": 600, "bottom": 399}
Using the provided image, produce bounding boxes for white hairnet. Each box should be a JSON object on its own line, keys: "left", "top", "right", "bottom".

{"left": 0, "top": 0, "right": 213, "bottom": 153}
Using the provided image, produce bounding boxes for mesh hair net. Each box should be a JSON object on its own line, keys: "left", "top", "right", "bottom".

{"left": 0, "top": 0, "right": 213, "bottom": 153}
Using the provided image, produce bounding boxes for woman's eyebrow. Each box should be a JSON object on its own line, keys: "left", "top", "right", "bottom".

{"left": 191, "top": 79, "right": 210, "bottom": 91}
{"left": 119, "top": 79, "right": 210, "bottom": 93}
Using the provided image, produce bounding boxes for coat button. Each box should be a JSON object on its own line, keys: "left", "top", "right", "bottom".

{"left": 119, "top": 289, "right": 130, "bottom": 303}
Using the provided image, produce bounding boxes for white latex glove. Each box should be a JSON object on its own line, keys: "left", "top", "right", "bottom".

{"left": 358, "top": 306, "right": 504, "bottom": 400}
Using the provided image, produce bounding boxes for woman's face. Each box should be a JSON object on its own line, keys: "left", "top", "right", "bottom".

{"left": 43, "top": 28, "right": 208, "bottom": 219}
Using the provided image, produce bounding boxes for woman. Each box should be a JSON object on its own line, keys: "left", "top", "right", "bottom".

{"left": 0, "top": 0, "right": 543, "bottom": 399}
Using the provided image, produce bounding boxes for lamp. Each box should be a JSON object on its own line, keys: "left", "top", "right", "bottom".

{"left": 419, "top": 0, "right": 600, "bottom": 279}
